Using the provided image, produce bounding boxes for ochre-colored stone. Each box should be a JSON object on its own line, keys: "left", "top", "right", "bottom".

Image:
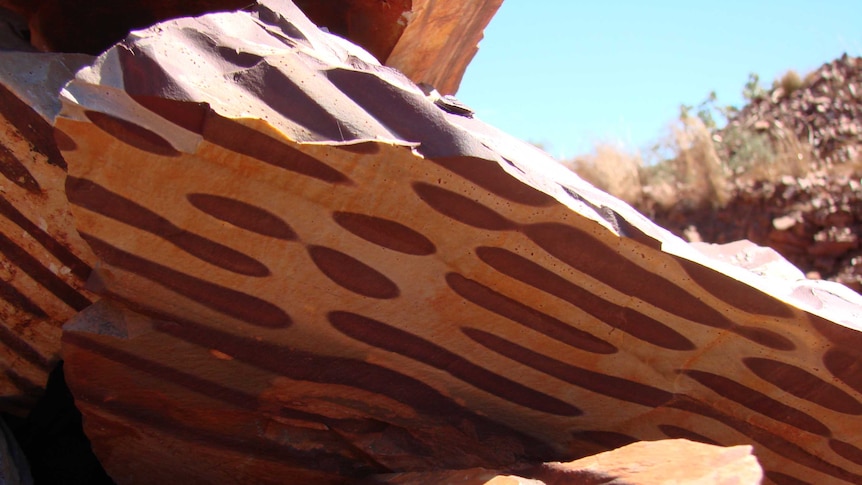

{"left": 52, "top": 2, "right": 862, "bottom": 484}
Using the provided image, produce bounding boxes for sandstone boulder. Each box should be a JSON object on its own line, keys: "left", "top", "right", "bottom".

{"left": 49, "top": 1, "right": 862, "bottom": 484}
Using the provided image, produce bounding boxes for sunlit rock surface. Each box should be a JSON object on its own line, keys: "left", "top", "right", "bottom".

{"left": 0, "top": 0, "right": 860, "bottom": 483}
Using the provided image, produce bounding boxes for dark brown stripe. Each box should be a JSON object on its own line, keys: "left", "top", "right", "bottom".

{"left": 614, "top": 212, "right": 662, "bottom": 250}
{"left": 763, "top": 472, "right": 812, "bottom": 485}
{"left": 744, "top": 357, "right": 862, "bottom": 415}
{"left": 308, "top": 246, "right": 399, "bottom": 299}
{"left": 64, "top": 331, "right": 260, "bottom": 410}
{"left": 830, "top": 439, "right": 862, "bottom": 467}
{"left": 0, "top": 195, "right": 92, "bottom": 280}
{"left": 464, "top": 327, "right": 673, "bottom": 408}
{"left": 4, "top": 368, "right": 45, "bottom": 395}
{"left": 337, "top": 142, "right": 379, "bottom": 155}
{"left": 67, "top": 177, "right": 269, "bottom": 277}
{"left": 187, "top": 193, "right": 297, "bottom": 240}
{"left": 522, "top": 223, "right": 796, "bottom": 350}
{"left": 412, "top": 182, "right": 517, "bottom": 231}
{"left": 0, "top": 322, "right": 51, "bottom": 368}
{"left": 670, "top": 397, "right": 862, "bottom": 483}
{"left": 571, "top": 430, "right": 638, "bottom": 451}
{"left": 329, "top": 311, "right": 582, "bottom": 416}
{"left": 84, "top": 110, "right": 180, "bottom": 157}
{"left": 681, "top": 369, "right": 830, "bottom": 436}
{"left": 732, "top": 325, "right": 795, "bottom": 351}
{"left": 62, "top": 380, "right": 378, "bottom": 476}
{"left": 131, "top": 96, "right": 208, "bottom": 134}
{"left": 445, "top": 272, "right": 617, "bottom": 355}
{"left": 202, "top": 115, "right": 352, "bottom": 185}
{"left": 81, "top": 234, "right": 290, "bottom": 328}
{"left": 145, "top": 312, "right": 560, "bottom": 462}
{"left": 429, "top": 156, "right": 557, "bottom": 207}
{"left": 0, "top": 277, "right": 48, "bottom": 318}
{"left": 677, "top": 257, "right": 795, "bottom": 318}
{"left": 53, "top": 129, "right": 77, "bottom": 151}
{"left": 657, "top": 424, "right": 721, "bottom": 446}
{"left": 0, "top": 232, "right": 91, "bottom": 311}
{"left": 476, "top": 247, "right": 695, "bottom": 351}
{"left": 0, "top": 144, "right": 41, "bottom": 193}
{"left": 808, "top": 313, "right": 862, "bottom": 350}
{"left": 332, "top": 211, "right": 435, "bottom": 255}
{"left": 823, "top": 347, "right": 862, "bottom": 395}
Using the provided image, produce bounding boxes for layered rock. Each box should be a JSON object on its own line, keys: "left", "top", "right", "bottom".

{"left": 0, "top": 49, "right": 96, "bottom": 414}
{"left": 44, "top": 1, "right": 862, "bottom": 484}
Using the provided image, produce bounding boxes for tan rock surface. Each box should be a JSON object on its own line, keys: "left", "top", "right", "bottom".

{"left": 50, "top": 2, "right": 862, "bottom": 484}
{"left": 363, "top": 439, "right": 763, "bottom": 484}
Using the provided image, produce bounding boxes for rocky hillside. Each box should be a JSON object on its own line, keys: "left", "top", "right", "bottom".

{"left": 647, "top": 54, "right": 862, "bottom": 293}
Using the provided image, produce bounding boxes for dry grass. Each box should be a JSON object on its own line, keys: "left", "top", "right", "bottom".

{"left": 566, "top": 117, "right": 815, "bottom": 211}
{"left": 565, "top": 143, "right": 643, "bottom": 204}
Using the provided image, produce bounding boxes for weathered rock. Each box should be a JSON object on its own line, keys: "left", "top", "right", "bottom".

{"left": 0, "top": 48, "right": 96, "bottom": 414}
{"left": 722, "top": 54, "right": 862, "bottom": 169}
{"left": 362, "top": 439, "right": 763, "bottom": 484}
{"left": 0, "top": 0, "right": 500, "bottom": 94}
{"left": 50, "top": 2, "right": 862, "bottom": 484}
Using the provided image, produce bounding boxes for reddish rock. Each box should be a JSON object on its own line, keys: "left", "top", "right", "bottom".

{"left": 49, "top": 2, "right": 862, "bottom": 484}
{"left": 0, "top": 48, "right": 97, "bottom": 414}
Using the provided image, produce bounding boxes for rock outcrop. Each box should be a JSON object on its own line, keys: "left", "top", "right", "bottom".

{"left": 1, "top": 1, "right": 862, "bottom": 483}
{"left": 43, "top": 1, "right": 862, "bottom": 483}
{"left": 722, "top": 54, "right": 862, "bottom": 169}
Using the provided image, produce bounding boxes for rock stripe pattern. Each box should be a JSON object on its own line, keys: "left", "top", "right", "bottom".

{"left": 0, "top": 52, "right": 97, "bottom": 414}
{"left": 53, "top": 2, "right": 862, "bottom": 483}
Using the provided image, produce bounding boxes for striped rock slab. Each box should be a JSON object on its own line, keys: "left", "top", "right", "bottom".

{"left": 29, "top": 0, "right": 862, "bottom": 483}
{"left": 0, "top": 50, "right": 96, "bottom": 414}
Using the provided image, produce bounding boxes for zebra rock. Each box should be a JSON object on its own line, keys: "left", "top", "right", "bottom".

{"left": 1, "top": 0, "right": 861, "bottom": 483}
{"left": 0, "top": 50, "right": 96, "bottom": 414}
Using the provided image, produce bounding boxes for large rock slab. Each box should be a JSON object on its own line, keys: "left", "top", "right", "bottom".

{"left": 51, "top": 0, "right": 862, "bottom": 483}
{"left": 0, "top": 49, "right": 96, "bottom": 414}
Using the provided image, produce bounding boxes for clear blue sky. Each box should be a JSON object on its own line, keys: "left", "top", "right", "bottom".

{"left": 457, "top": 1, "right": 862, "bottom": 160}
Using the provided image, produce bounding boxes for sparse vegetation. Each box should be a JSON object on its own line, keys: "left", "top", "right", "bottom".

{"left": 564, "top": 68, "right": 826, "bottom": 212}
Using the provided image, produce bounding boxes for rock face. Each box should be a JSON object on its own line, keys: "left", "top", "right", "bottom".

{"left": 39, "top": 1, "right": 862, "bottom": 484}
{"left": 363, "top": 439, "right": 763, "bottom": 485}
{"left": 0, "top": 0, "right": 501, "bottom": 94}
{"left": 0, "top": 50, "right": 96, "bottom": 414}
